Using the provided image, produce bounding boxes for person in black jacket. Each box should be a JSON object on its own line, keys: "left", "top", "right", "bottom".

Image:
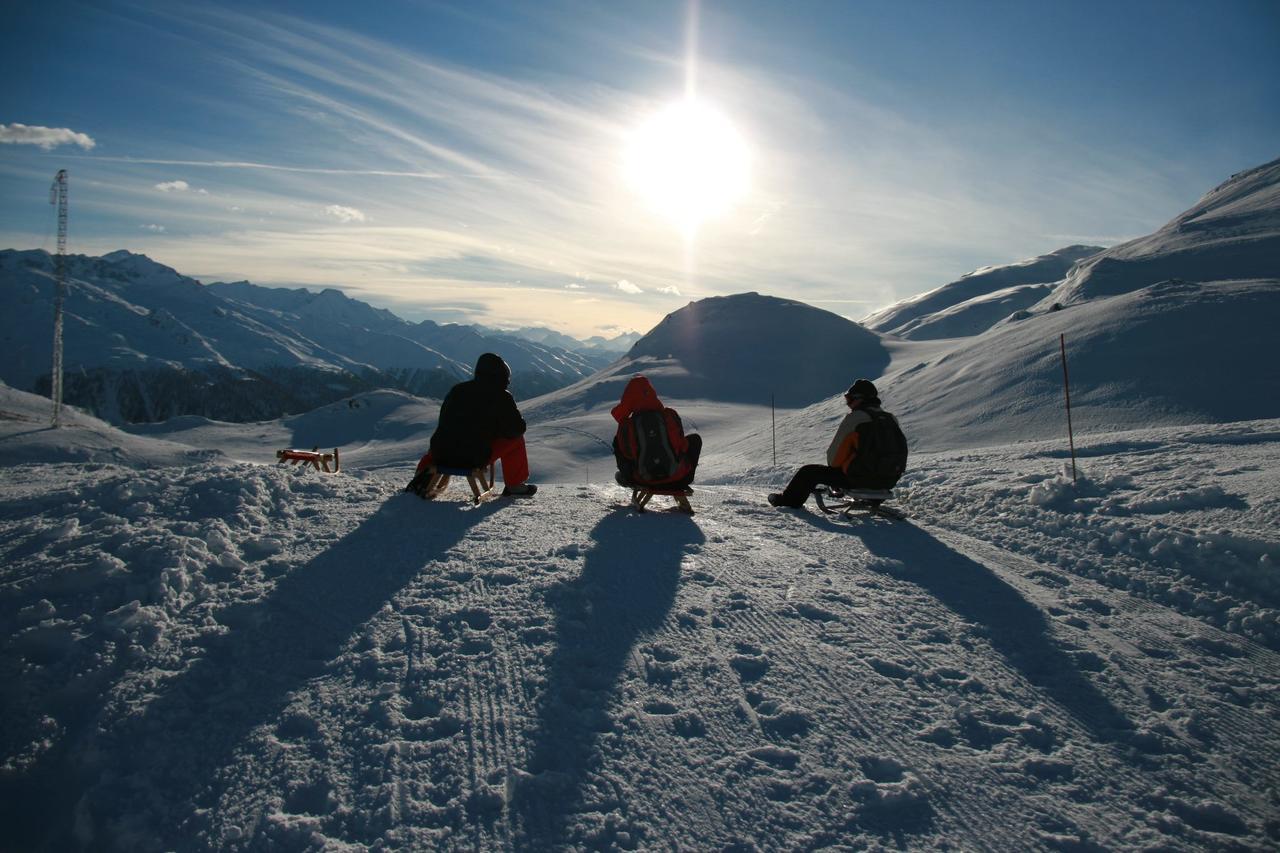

{"left": 408, "top": 353, "right": 537, "bottom": 497}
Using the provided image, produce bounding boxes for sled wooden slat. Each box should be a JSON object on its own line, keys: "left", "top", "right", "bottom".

{"left": 630, "top": 486, "right": 694, "bottom": 514}
{"left": 422, "top": 463, "right": 496, "bottom": 503}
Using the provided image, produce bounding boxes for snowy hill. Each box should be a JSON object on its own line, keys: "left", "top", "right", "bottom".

{"left": 841, "top": 159, "right": 1280, "bottom": 449}
{"left": 0, "top": 250, "right": 610, "bottom": 424}
{"left": 876, "top": 278, "right": 1280, "bottom": 450}
{"left": 1042, "top": 157, "right": 1280, "bottom": 307}
{"left": 862, "top": 245, "right": 1102, "bottom": 339}
{"left": 2, "top": 396, "right": 1278, "bottom": 850}
{"left": 621, "top": 292, "right": 889, "bottom": 407}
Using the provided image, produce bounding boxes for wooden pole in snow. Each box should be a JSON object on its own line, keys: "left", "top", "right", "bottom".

{"left": 1059, "top": 333, "right": 1078, "bottom": 484}
{"left": 771, "top": 393, "right": 777, "bottom": 467}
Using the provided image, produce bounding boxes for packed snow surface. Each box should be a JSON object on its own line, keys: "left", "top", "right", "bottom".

{"left": 2, "top": 383, "right": 1278, "bottom": 851}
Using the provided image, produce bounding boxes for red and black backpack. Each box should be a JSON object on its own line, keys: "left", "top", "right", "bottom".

{"left": 619, "top": 408, "right": 687, "bottom": 484}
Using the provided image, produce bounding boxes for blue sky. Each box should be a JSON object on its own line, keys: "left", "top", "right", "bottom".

{"left": 2, "top": 0, "right": 1277, "bottom": 338}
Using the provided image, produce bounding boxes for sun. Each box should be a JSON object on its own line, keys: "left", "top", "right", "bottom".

{"left": 624, "top": 98, "right": 751, "bottom": 235}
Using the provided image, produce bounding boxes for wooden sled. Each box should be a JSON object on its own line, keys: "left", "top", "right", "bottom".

{"left": 630, "top": 485, "right": 694, "bottom": 514}
{"left": 276, "top": 447, "right": 340, "bottom": 473}
{"left": 415, "top": 462, "right": 496, "bottom": 504}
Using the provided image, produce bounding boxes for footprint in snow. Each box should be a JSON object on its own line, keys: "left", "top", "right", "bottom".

{"left": 867, "top": 657, "right": 914, "bottom": 680}
{"left": 439, "top": 607, "right": 492, "bottom": 632}
{"left": 642, "top": 644, "right": 682, "bottom": 684}
{"left": 748, "top": 746, "right": 800, "bottom": 769}
{"left": 275, "top": 710, "right": 320, "bottom": 742}
{"left": 749, "top": 695, "right": 814, "bottom": 739}
{"left": 731, "top": 652, "right": 770, "bottom": 682}
{"left": 791, "top": 601, "right": 840, "bottom": 622}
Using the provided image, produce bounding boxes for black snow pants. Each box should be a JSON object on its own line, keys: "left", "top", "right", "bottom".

{"left": 775, "top": 464, "right": 852, "bottom": 507}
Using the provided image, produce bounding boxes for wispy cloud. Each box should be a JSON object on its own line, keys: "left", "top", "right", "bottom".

{"left": 154, "top": 179, "right": 207, "bottom": 194}
{"left": 140, "top": 223, "right": 167, "bottom": 232}
{"left": 616, "top": 279, "right": 642, "bottom": 294}
{"left": 655, "top": 283, "right": 681, "bottom": 295}
{"left": 324, "top": 204, "right": 366, "bottom": 223}
{"left": 0, "top": 123, "right": 96, "bottom": 150}
{"left": 84, "top": 155, "right": 460, "bottom": 180}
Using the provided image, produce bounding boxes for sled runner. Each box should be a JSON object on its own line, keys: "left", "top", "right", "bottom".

{"left": 409, "top": 462, "right": 496, "bottom": 503}
{"left": 630, "top": 485, "right": 694, "bottom": 514}
{"left": 813, "top": 486, "right": 905, "bottom": 520}
{"left": 276, "top": 447, "right": 340, "bottom": 473}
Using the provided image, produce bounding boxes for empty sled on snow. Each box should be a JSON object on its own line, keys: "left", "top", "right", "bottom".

{"left": 411, "top": 462, "right": 496, "bottom": 503}
{"left": 276, "top": 447, "right": 340, "bottom": 473}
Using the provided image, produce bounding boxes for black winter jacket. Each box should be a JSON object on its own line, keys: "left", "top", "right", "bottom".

{"left": 429, "top": 356, "right": 526, "bottom": 467}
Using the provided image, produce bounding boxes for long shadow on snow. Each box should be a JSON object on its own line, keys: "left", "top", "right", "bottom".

{"left": 513, "top": 508, "right": 704, "bottom": 848}
{"left": 25, "top": 494, "right": 502, "bottom": 851}
{"left": 798, "top": 513, "right": 1134, "bottom": 743}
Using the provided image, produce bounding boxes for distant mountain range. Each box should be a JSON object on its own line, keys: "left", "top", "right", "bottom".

{"left": 0, "top": 250, "right": 616, "bottom": 423}
{"left": 476, "top": 324, "right": 641, "bottom": 354}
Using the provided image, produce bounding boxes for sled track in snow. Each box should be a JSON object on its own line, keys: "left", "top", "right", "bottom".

{"left": 177, "top": 487, "right": 1280, "bottom": 850}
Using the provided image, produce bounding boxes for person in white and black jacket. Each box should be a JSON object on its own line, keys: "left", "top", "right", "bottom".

{"left": 768, "top": 378, "right": 907, "bottom": 508}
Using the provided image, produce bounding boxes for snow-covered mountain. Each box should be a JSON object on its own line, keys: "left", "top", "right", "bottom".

{"left": 0, "top": 250, "right": 611, "bottom": 423}
{"left": 862, "top": 245, "right": 1103, "bottom": 339}
{"left": 847, "top": 159, "right": 1280, "bottom": 449}
{"left": 1041, "top": 157, "right": 1280, "bottom": 307}
{"left": 619, "top": 292, "right": 889, "bottom": 407}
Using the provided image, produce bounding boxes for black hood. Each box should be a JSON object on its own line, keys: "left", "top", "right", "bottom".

{"left": 474, "top": 352, "right": 511, "bottom": 387}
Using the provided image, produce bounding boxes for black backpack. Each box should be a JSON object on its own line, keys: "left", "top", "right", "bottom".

{"left": 847, "top": 410, "right": 908, "bottom": 488}
{"left": 625, "top": 409, "right": 681, "bottom": 483}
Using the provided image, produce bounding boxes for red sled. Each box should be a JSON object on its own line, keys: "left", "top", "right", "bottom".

{"left": 276, "top": 447, "right": 340, "bottom": 473}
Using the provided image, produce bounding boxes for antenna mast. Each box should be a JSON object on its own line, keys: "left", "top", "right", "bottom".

{"left": 49, "top": 169, "right": 68, "bottom": 427}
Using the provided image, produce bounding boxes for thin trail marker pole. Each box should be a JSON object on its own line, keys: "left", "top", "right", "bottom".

{"left": 49, "top": 169, "right": 68, "bottom": 427}
{"left": 771, "top": 394, "right": 777, "bottom": 467}
{"left": 1059, "top": 333, "right": 1078, "bottom": 484}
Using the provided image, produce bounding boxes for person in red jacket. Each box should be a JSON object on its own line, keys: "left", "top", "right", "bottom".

{"left": 611, "top": 375, "right": 701, "bottom": 489}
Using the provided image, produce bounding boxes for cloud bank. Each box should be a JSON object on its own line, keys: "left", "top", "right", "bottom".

{"left": 0, "top": 123, "right": 96, "bottom": 150}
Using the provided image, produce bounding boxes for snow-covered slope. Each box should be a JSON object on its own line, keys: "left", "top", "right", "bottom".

{"left": 1042, "top": 157, "right": 1280, "bottom": 307}
{"left": 2, "top": 408, "right": 1277, "bottom": 850}
{"left": 0, "top": 381, "right": 225, "bottom": 468}
{"left": 883, "top": 280, "right": 1055, "bottom": 340}
{"left": 880, "top": 278, "right": 1280, "bottom": 450}
{"left": 862, "top": 245, "right": 1102, "bottom": 339}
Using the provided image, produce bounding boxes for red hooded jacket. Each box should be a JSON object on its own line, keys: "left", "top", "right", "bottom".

{"left": 611, "top": 375, "right": 691, "bottom": 483}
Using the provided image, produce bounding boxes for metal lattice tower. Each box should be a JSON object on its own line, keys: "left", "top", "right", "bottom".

{"left": 49, "top": 169, "right": 68, "bottom": 427}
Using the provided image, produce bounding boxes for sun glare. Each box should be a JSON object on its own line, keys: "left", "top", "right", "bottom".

{"left": 625, "top": 99, "right": 751, "bottom": 235}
